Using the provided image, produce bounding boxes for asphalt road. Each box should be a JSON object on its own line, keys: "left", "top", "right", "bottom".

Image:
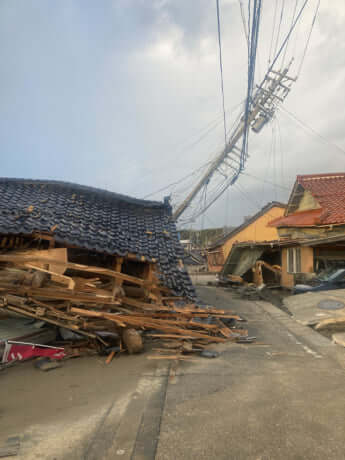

{"left": 156, "top": 287, "right": 345, "bottom": 460}
{"left": 2, "top": 286, "right": 345, "bottom": 460}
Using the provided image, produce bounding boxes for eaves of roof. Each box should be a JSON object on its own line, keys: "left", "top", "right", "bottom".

{"left": 0, "top": 178, "right": 195, "bottom": 299}
{"left": 0, "top": 178, "right": 167, "bottom": 209}
{"left": 269, "top": 208, "right": 324, "bottom": 227}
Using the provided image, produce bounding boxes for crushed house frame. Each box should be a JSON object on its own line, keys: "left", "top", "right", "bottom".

{"left": 206, "top": 201, "right": 286, "bottom": 273}
{"left": 0, "top": 178, "right": 196, "bottom": 299}
{"left": 269, "top": 173, "right": 345, "bottom": 287}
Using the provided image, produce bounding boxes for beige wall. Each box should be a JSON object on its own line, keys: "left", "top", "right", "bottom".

{"left": 280, "top": 246, "right": 314, "bottom": 288}
{"left": 207, "top": 206, "right": 285, "bottom": 272}
{"left": 222, "top": 206, "right": 285, "bottom": 261}
{"left": 301, "top": 246, "right": 314, "bottom": 273}
{"left": 297, "top": 190, "right": 320, "bottom": 212}
{"left": 281, "top": 248, "right": 294, "bottom": 287}
{"left": 277, "top": 224, "right": 345, "bottom": 241}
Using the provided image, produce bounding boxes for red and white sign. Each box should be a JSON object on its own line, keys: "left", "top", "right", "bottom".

{"left": 2, "top": 341, "right": 65, "bottom": 363}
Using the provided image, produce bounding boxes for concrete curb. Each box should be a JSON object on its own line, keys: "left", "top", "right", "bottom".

{"left": 255, "top": 300, "right": 345, "bottom": 364}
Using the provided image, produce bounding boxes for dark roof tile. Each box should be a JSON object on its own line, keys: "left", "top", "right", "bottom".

{"left": 0, "top": 178, "right": 195, "bottom": 299}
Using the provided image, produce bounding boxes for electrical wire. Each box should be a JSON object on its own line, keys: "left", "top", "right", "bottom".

{"left": 143, "top": 160, "right": 212, "bottom": 199}
{"left": 273, "top": 0, "right": 285, "bottom": 65}
{"left": 141, "top": 99, "right": 245, "bottom": 200}
{"left": 291, "top": 0, "right": 301, "bottom": 58}
{"left": 272, "top": 119, "right": 278, "bottom": 201}
{"left": 268, "top": 0, "right": 278, "bottom": 65}
{"left": 216, "top": 0, "right": 228, "bottom": 147}
{"left": 297, "top": 0, "right": 320, "bottom": 76}
{"left": 275, "top": 115, "right": 286, "bottom": 189}
{"left": 241, "top": 0, "right": 263, "bottom": 168}
{"left": 257, "top": 0, "right": 309, "bottom": 93}
{"left": 279, "top": 106, "right": 345, "bottom": 156}
{"left": 238, "top": 0, "right": 249, "bottom": 48}
{"left": 282, "top": 0, "right": 298, "bottom": 67}
{"left": 172, "top": 0, "right": 310, "bottom": 223}
{"left": 242, "top": 171, "right": 290, "bottom": 191}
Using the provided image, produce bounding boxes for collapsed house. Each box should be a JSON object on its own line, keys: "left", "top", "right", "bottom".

{"left": 0, "top": 178, "right": 194, "bottom": 298}
{"left": 207, "top": 202, "right": 286, "bottom": 272}
{"left": 269, "top": 173, "right": 345, "bottom": 287}
{"left": 221, "top": 173, "right": 345, "bottom": 289}
{"left": 0, "top": 179, "right": 248, "bottom": 362}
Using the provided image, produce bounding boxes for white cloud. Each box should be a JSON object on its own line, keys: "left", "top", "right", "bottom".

{"left": 0, "top": 0, "right": 344, "bottom": 228}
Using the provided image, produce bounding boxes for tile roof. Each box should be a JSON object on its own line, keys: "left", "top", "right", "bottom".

{"left": 269, "top": 208, "right": 323, "bottom": 227}
{"left": 297, "top": 173, "right": 345, "bottom": 224}
{"left": 0, "top": 178, "right": 195, "bottom": 299}
{"left": 270, "top": 173, "right": 345, "bottom": 227}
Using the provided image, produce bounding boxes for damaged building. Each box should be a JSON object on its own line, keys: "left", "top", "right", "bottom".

{"left": 0, "top": 179, "right": 248, "bottom": 363}
{"left": 0, "top": 178, "right": 195, "bottom": 298}
{"left": 221, "top": 173, "right": 345, "bottom": 289}
{"left": 207, "top": 201, "right": 286, "bottom": 272}
{"left": 269, "top": 172, "right": 345, "bottom": 287}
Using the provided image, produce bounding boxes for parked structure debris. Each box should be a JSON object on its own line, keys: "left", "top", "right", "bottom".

{"left": 220, "top": 173, "right": 345, "bottom": 291}
{"left": 0, "top": 179, "right": 251, "bottom": 363}
{"left": 269, "top": 173, "right": 345, "bottom": 288}
{"left": 207, "top": 202, "right": 286, "bottom": 272}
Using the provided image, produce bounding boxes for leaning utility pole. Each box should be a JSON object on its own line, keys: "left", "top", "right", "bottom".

{"left": 173, "top": 64, "right": 295, "bottom": 221}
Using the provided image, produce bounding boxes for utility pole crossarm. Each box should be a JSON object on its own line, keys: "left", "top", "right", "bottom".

{"left": 172, "top": 65, "right": 293, "bottom": 221}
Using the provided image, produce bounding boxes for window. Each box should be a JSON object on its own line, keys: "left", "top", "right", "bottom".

{"left": 287, "top": 247, "right": 301, "bottom": 273}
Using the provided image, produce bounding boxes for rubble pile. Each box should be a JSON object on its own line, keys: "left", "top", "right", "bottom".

{"left": 0, "top": 248, "right": 250, "bottom": 362}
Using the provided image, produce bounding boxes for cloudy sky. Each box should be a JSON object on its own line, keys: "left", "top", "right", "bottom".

{"left": 1, "top": 0, "right": 344, "bottom": 229}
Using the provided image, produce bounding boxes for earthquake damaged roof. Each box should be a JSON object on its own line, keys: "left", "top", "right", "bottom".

{"left": 0, "top": 178, "right": 195, "bottom": 298}
{"left": 270, "top": 173, "right": 345, "bottom": 227}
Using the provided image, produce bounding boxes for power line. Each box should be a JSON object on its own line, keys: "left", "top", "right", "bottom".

{"left": 292, "top": 0, "right": 301, "bottom": 58}
{"left": 138, "top": 99, "right": 245, "bottom": 195}
{"left": 143, "top": 160, "right": 212, "bottom": 199}
{"left": 271, "top": 120, "right": 278, "bottom": 200}
{"left": 273, "top": 0, "right": 285, "bottom": 64}
{"left": 216, "top": 0, "right": 228, "bottom": 147}
{"left": 242, "top": 171, "right": 290, "bottom": 190}
{"left": 282, "top": 0, "right": 298, "bottom": 67}
{"left": 234, "top": 182, "right": 261, "bottom": 210}
{"left": 297, "top": 0, "right": 320, "bottom": 76}
{"left": 234, "top": 182, "right": 287, "bottom": 221}
{"left": 241, "top": 0, "right": 263, "bottom": 168}
{"left": 238, "top": 0, "right": 249, "bottom": 48}
{"left": 279, "top": 106, "right": 345, "bottom": 157}
{"left": 275, "top": 115, "right": 287, "bottom": 189}
{"left": 257, "top": 0, "right": 309, "bottom": 93}
{"left": 269, "top": 0, "right": 278, "bottom": 65}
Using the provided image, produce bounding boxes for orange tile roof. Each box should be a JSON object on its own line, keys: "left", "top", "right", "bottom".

{"left": 270, "top": 173, "right": 345, "bottom": 227}
{"left": 269, "top": 208, "right": 323, "bottom": 227}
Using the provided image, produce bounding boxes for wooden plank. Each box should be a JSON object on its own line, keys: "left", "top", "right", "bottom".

{"left": 70, "top": 307, "right": 127, "bottom": 327}
{"left": 112, "top": 257, "right": 124, "bottom": 299}
{"left": 315, "top": 317, "right": 345, "bottom": 331}
{"left": 28, "top": 298, "right": 80, "bottom": 321}
{"left": 0, "top": 254, "right": 150, "bottom": 287}
{"left": 122, "top": 297, "right": 171, "bottom": 311}
{"left": 0, "top": 282, "right": 122, "bottom": 305}
{"left": 106, "top": 350, "right": 116, "bottom": 364}
{"left": 1, "top": 304, "right": 100, "bottom": 340}
{"left": 25, "top": 263, "right": 75, "bottom": 289}
{"left": 147, "top": 355, "right": 196, "bottom": 361}
{"left": 146, "top": 334, "right": 201, "bottom": 340}
{"left": 22, "top": 248, "right": 67, "bottom": 275}
{"left": 69, "top": 307, "right": 227, "bottom": 342}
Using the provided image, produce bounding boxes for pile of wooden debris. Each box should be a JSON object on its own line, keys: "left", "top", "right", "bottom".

{"left": 0, "top": 247, "right": 251, "bottom": 361}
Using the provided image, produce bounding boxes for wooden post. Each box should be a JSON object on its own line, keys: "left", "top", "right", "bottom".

{"left": 143, "top": 263, "right": 163, "bottom": 304}
{"left": 112, "top": 256, "right": 124, "bottom": 299}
